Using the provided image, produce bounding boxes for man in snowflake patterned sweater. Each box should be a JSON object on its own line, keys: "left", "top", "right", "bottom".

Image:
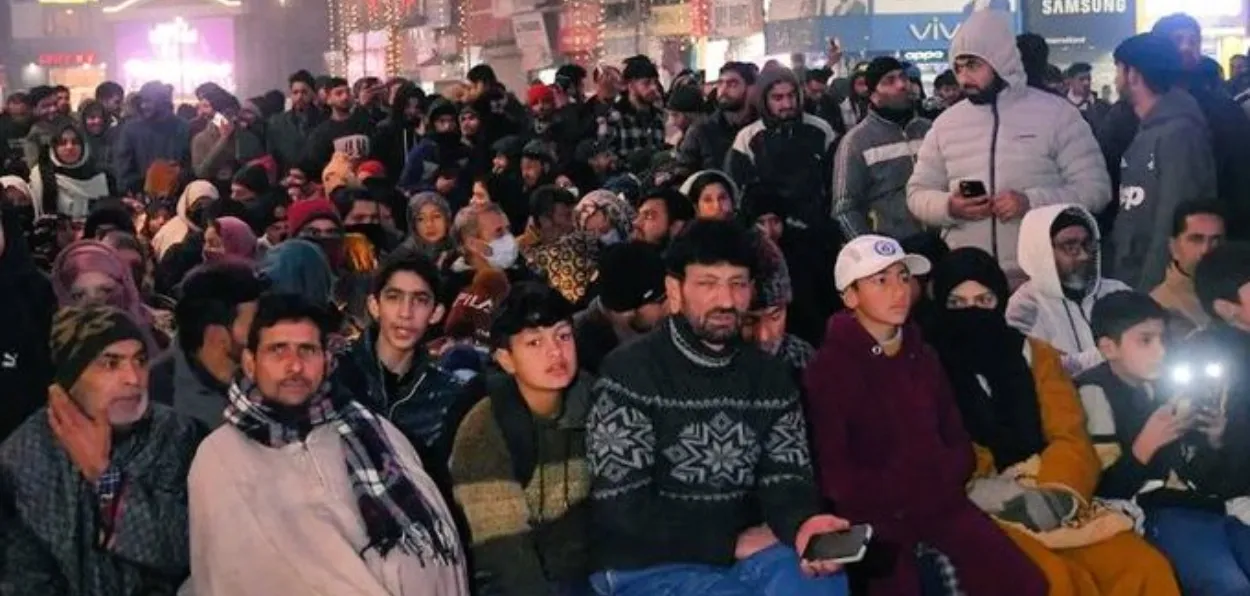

{"left": 585, "top": 220, "right": 851, "bottom": 595}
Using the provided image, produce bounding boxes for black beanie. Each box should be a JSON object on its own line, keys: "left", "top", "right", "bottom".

{"left": 623, "top": 56, "right": 659, "bottom": 82}
{"left": 864, "top": 57, "right": 905, "bottom": 92}
{"left": 1050, "top": 208, "right": 1093, "bottom": 239}
{"left": 598, "top": 242, "right": 667, "bottom": 312}
{"left": 666, "top": 84, "right": 705, "bottom": 114}
{"left": 50, "top": 306, "right": 147, "bottom": 390}
{"left": 233, "top": 164, "right": 271, "bottom": 195}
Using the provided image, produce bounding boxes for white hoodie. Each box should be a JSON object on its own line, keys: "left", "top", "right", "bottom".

{"left": 1005, "top": 204, "right": 1130, "bottom": 377}
{"left": 151, "top": 180, "right": 219, "bottom": 259}
{"left": 907, "top": 9, "right": 1110, "bottom": 275}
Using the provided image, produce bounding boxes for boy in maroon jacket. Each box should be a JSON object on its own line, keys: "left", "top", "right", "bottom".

{"left": 803, "top": 235, "right": 1045, "bottom": 595}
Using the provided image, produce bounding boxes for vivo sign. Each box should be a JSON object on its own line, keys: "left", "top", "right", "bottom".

{"left": 909, "top": 18, "right": 959, "bottom": 41}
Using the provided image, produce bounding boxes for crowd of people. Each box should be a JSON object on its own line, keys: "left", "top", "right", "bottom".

{"left": 1, "top": 5, "right": 1250, "bottom": 596}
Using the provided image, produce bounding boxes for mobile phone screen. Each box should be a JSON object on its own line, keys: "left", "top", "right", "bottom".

{"left": 803, "top": 524, "right": 873, "bottom": 563}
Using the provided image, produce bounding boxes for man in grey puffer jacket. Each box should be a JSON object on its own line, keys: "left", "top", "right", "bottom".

{"left": 1110, "top": 33, "right": 1217, "bottom": 291}
{"left": 832, "top": 56, "right": 931, "bottom": 239}
{"left": 908, "top": 9, "right": 1110, "bottom": 278}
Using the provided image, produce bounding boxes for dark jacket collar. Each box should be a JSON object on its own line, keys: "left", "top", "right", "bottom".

{"left": 486, "top": 367, "right": 594, "bottom": 485}
{"left": 667, "top": 315, "right": 739, "bottom": 369}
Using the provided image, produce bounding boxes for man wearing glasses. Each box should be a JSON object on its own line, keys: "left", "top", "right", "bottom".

{"left": 1007, "top": 204, "right": 1132, "bottom": 376}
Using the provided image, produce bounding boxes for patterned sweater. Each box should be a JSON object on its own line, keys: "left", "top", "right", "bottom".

{"left": 587, "top": 316, "right": 821, "bottom": 571}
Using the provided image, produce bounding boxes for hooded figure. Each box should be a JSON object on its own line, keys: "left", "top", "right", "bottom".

{"left": 726, "top": 66, "right": 837, "bottom": 231}
{"left": 907, "top": 9, "right": 1110, "bottom": 277}
{"left": 0, "top": 206, "right": 56, "bottom": 442}
{"left": 929, "top": 246, "right": 1181, "bottom": 596}
{"left": 51, "top": 240, "right": 155, "bottom": 334}
{"left": 257, "top": 238, "right": 335, "bottom": 308}
{"left": 573, "top": 189, "right": 634, "bottom": 246}
{"left": 151, "top": 180, "right": 220, "bottom": 260}
{"left": 398, "top": 98, "right": 470, "bottom": 192}
{"left": 373, "top": 83, "right": 426, "bottom": 184}
{"left": 113, "top": 82, "right": 191, "bottom": 195}
{"left": 1007, "top": 204, "right": 1131, "bottom": 377}
{"left": 29, "top": 121, "right": 110, "bottom": 222}
{"left": 401, "top": 191, "right": 456, "bottom": 265}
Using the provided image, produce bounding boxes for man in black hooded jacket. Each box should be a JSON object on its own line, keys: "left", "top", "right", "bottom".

{"left": 0, "top": 206, "right": 55, "bottom": 442}
{"left": 372, "top": 83, "right": 426, "bottom": 185}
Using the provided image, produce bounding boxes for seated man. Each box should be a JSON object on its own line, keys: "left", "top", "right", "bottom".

{"left": 450, "top": 282, "right": 595, "bottom": 594}
{"left": 631, "top": 187, "right": 694, "bottom": 251}
{"left": 1079, "top": 290, "right": 1240, "bottom": 595}
{"left": 188, "top": 293, "right": 468, "bottom": 595}
{"left": 805, "top": 236, "right": 1045, "bottom": 595}
{"left": 1151, "top": 200, "right": 1225, "bottom": 337}
{"left": 928, "top": 250, "right": 1178, "bottom": 596}
{"left": 1, "top": 306, "right": 203, "bottom": 595}
{"left": 1008, "top": 204, "right": 1131, "bottom": 376}
{"left": 588, "top": 220, "right": 849, "bottom": 595}
{"left": 572, "top": 241, "right": 667, "bottom": 375}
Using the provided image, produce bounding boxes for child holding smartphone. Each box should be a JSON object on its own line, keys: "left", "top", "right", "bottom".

{"left": 1078, "top": 290, "right": 1244, "bottom": 595}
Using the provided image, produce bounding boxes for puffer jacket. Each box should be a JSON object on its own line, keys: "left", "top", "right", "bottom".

{"left": 677, "top": 109, "right": 747, "bottom": 171}
{"left": 907, "top": 9, "right": 1111, "bottom": 275}
{"left": 832, "top": 108, "right": 932, "bottom": 239}
{"left": 726, "top": 67, "right": 838, "bottom": 230}
{"left": 1006, "top": 204, "right": 1130, "bottom": 377}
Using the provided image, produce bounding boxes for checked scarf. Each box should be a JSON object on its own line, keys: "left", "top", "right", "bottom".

{"left": 224, "top": 375, "right": 461, "bottom": 565}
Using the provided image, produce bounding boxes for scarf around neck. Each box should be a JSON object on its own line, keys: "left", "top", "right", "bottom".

{"left": 224, "top": 374, "right": 461, "bottom": 564}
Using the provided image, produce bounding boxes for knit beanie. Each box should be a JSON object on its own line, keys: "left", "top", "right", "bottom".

{"left": 666, "top": 84, "right": 704, "bottom": 114}
{"left": 50, "top": 305, "right": 146, "bottom": 390}
{"left": 527, "top": 83, "right": 555, "bottom": 107}
{"left": 752, "top": 234, "right": 792, "bottom": 309}
{"left": 623, "top": 56, "right": 659, "bottom": 82}
{"left": 287, "top": 198, "right": 342, "bottom": 235}
{"left": 598, "top": 241, "right": 666, "bottom": 312}
{"left": 445, "top": 268, "right": 511, "bottom": 343}
{"left": 28, "top": 86, "right": 56, "bottom": 108}
{"left": 233, "top": 164, "right": 271, "bottom": 195}
{"left": 143, "top": 160, "right": 181, "bottom": 199}
{"left": 1113, "top": 33, "right": 1182, "bottom": 88}
{"left": 1050, "top": 208, "right": 1092, "bottom": 240}
{"left": 864, "top": 57, "right": 905, "bottom": 92}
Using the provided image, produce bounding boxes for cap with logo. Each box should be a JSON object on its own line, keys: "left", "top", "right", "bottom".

{"left": 834, "top": 234, "right": 932, "bottom": 292}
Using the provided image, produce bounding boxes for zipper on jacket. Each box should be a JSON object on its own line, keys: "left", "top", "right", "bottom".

{"left": 388, "top": 372, "right": 429, "bottom": 420}
{"left": 989, "top": 101, "right": 1001, "bottom": 260}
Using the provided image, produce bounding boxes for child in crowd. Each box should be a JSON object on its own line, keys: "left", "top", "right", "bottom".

{"left": 804, "top": 235, "right": 1046, "bottom": 596}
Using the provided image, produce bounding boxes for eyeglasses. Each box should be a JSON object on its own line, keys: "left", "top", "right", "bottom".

{"left": 1053, "top": 239, "right": 1096, "bottom": 257}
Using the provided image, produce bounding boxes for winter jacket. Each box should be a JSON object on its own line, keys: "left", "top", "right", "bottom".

{"left": 265, "top": 108, "right": 324, "bottom": 172}
{"left": 0, "top": 211, "right": 54, "bottom": 443}
{"left": 190, "top": 122, "right": 266, "bottom": 181}
{"left": 1006, "top": 204, "right": 1131, "bottom": 377}
{"left": 332, "top": 326, "right": 469, "bottom": 470}
{"left": 372, "top": 118, "right": 421, "bottom": 185}
{"left": 398, "top": 137, "right": 472, "bottom": 191}
{"left": 151, "top": 180, "right": 218, "bottom": 261}
{"left": 21, "top": 116, "right": 74, "bottom": 170}
{"left": 303, "top": 111, "right": 375, "bottom": 176}
{"left": 148, "top": 341, "right": 229, "bottom": 428}
{"left": 804, "top": 313, "right": 974, "bottom": 521}
{"left": 676, "top": 109, "right": 747, "bottom": 171}
{"left": 0, "top": 404, "right": 204, "bottom": 596}
{"left": 112, "top": 115, "right": 191, "bottom": 195}
{"left": 188, "top": 415, "right": 469, "bottom": 596}
{"left": 727, "top": 67, "right": 838, "bottom": 229}
{"left": 832, "top": 108, "right": 931, "bottom": 239}
{"left": 1110, "top": 88, "right": 1217, "bottom": 291}
{"left": 907, "top": 10, "right": 1111, "bottom": 275}
{"left": 1070, "top": 94, "right": 1112, "bottom": 133}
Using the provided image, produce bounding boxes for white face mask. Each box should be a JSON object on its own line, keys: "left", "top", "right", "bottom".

{"left": 600, "top": 229, "right": 623, "bottom": 246}
{"left": 486, "top": 233, "right": 519, "bottom": 269}
{"left": 564, "top": 186, "right": 580, "bottom": 198}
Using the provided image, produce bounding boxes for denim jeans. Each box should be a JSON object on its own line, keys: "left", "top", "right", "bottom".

{"left": 1146, "top": 507, "right": 1250, "bottom": 596}
{"left": 589, "top": 544, "right": 849, "bottom": 596}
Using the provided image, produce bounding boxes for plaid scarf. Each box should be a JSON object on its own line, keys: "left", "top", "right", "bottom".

{"left": 224, "top": 375, "right": 461, "bottom": 564}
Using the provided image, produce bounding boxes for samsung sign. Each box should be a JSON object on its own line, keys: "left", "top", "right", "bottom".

{"left": 1040, "top": 0, "right": 1127, "bottom": 15}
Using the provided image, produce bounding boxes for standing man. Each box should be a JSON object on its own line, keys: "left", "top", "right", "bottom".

{"left": 832, "top": 57, "right": 932, "bottom": 240}
{"left": 586, "top": 220, "right": 850, "bottom": 595}
{"left": 1065, "top": 63, "right": 1111, "bottom": 131}
{"left": 727, "top": 66, "right": 837, "bottom": 232}
{"left": 112, "top": 82, "right": 191, "bottom": 196}
{"left": 266, "top": 70, "right": 325, "bottom": 174}
{"left": 908, "top": 9, "right": 1110, "bottom": 279}
{"left": 604, "top": 56, "right": 665, "bottom": 160}
{"left": 188, "top": 293, "right": 468, "bottom": 594}
{"left": 305, "top": 77, "right": 374, "bottom": 176}
{"left": 679, "top": 62, "right": 756, "bottom": 171}
{"left": 1, "top": 306, "right": 203, "bottom": 595}
{"left": 1110, "top": 33, "right": 1217, "bottom": 292}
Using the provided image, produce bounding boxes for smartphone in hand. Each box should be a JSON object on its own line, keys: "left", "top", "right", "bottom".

{"left": 802, "top": 524, "right": 873, "bottom": 564}
{"left": 959, "top": 180, "right": 988, "bottom": 201}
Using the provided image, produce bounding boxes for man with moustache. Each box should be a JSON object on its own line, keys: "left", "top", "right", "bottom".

{"left": 604, "top": 56, "right": 666, "bottom": 160}
{"left": 832, "top": 57, "right": 932, "bottom": 240}
{"left": 679, "top": 62, "right": 756, "bottom": 171}
{"left": 0, "top": 305, "right": 204, "bottom": 595}
{"left": 586, "top": 220, "right": 850, "bottom": 594}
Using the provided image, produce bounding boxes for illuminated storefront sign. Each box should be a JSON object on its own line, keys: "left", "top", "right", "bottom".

{"left": 114, "top": 17, "right": 235, "bottom": 95}
{"left": 38, "top": 52, "right": 98, "bottom": 67}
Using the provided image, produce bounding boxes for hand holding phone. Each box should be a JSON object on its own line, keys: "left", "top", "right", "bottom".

{"left": 802, "top": 524, "right": 873, "bottom": 564}
{"left": 959, "top": 180, "right": 988, "bottom": 200}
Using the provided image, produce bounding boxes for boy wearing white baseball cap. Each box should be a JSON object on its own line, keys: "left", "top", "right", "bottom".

{"left": 802, "top": 234, "right": 1047, "bottom": 594}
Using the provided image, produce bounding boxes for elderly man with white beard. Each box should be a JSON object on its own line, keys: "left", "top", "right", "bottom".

{"left": 0, "top": 305, "right": 204, "bottom": 595}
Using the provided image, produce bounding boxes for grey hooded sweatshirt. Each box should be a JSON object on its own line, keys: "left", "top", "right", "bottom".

{"left": 1111, "top": 87, "right": 1217, "bottom": 291}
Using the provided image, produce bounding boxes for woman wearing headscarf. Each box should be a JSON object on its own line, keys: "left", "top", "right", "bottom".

{"left": 152, "top": 180, "right": 220, "bottom": 260}
{"left": 0, "top": 175, "right": 37, "bottom": 232}
{"left": 402, "top": 192, "right": 456, "bottom": 267}
{"left": 573, "top": 189, "right": 633, "bottom": 247}
{"left": 926, "top": 247, "right": 1179, "bottom": 596}
{"left": 258, "top": 238, "right": 356, "bottom": 352}
{"left": 51, "top": 239, "right": 168, "bottom": 347}
{"left": 28, "top": 121, "right": 110, "bottom": 223}
{"left": 203, "top": 216, "right": 257, "bottom": 262}
{"left": 0, "top": 205, "right": 56, "bottom": 442}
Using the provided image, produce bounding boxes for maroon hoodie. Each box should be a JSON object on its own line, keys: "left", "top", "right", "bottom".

{"left": 803, "top": 312, "right": 974, "bottom": 521}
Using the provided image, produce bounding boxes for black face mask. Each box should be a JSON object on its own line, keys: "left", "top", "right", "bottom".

{"left": 936, "top": 306, "right": 1016, "bottom": 359}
